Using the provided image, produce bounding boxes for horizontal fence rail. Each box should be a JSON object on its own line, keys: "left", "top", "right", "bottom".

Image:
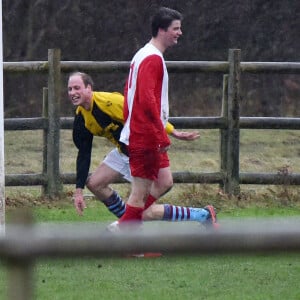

{"left": 4, "top": 117, "right": 48, "bottom": 130}
{"left": 5, "top": 172, "right": 300, "bottom": 187}
{"left": 5, "top": 174, "right": 47, "bottom": 186}
{"left": 5, "top": 116, "right": 300, "bottom": 131}
{"left": 239, "top": 117, "right": 300, "bottom": 129}
{"left": 239, "top": 173, "right": 300, "bottom": 185}
{"left": 2, "top": 218, "right": 300, "bottom": 258}
{"left": 4, "top": 61, "right": 300, "bottom": 74}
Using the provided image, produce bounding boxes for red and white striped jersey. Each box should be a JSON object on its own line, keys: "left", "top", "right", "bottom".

{"left": 120, "top": 43, "right": 170, "bottom": 150}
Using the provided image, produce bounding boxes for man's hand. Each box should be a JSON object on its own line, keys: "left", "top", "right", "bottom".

{"left": 171, "top": 129, "right": 200, "bottom": 141}
{"left": 73, "top": 188, "right": 87, "bottom": 216}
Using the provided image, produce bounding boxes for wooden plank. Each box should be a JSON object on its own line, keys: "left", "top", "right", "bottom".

{"left": 44, "top": 49, "right": 63, "bottom": 197}
{"left": 224, "top": 49, "right": 241, "bottom": 195}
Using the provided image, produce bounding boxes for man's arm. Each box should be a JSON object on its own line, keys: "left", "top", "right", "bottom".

{"left": 138, "top": 55, "right": 170, "bottom": 149}
{"left": 171, "top": 129, "right": 200, "bottom": 141}
{"left": 165, "top": 122, "right": 200, "bottom": 141}
{"left": 72, "top": 114, "right": 93, "bottom": 215}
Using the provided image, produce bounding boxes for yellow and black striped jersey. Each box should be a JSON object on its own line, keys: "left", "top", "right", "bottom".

{"left": 73, "top": 91, "right": 174, "bottom": 189}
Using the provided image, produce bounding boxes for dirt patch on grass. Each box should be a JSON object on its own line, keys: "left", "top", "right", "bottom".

{"left": 4, "top": 184, "right": 300, "bottom": 213}
{"left": 5, "top": 190, "right": 74, "bottom": 210}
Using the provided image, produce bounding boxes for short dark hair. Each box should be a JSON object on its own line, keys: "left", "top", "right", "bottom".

{"left": 69, "top": 72, "right": 94, "bottom": 89}
{"left": 151, "top": 7, "right": 182, "bottom": 37}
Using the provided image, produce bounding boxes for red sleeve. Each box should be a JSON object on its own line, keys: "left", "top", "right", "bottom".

{"left": 137, "top": 55, "right": 170, "bottom": 148}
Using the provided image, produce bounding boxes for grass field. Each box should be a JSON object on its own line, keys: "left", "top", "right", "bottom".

{"left": 2, "top": 253, "right": 300, "bottom": 300}
{"left": 1, "top": 203, "right": 300, "bottom": 300}
{"left": 1, "top": 129, "right": 300, "bottom": 299}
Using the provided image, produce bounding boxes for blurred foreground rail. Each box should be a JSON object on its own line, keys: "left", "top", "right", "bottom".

{"left": 2, "top": 216, "right": 300, "bottom": 300}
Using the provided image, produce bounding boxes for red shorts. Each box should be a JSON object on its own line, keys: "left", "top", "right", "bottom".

{"left": 129, "top": 148, "right": 170, "bottom": 180}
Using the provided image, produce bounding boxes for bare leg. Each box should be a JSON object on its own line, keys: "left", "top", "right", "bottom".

{"left": 118, "top": 176, "right": 153, "bottom": 223}
{"left": 86, "top": 162, "right": 122, "bottom": 201}
{"left": 142, "top": 167, "right": 173, "bottom": 219}
{"left": 127, "top": 177, "right": 153, "bottom": 208}
{"left": 149, "top": 167, "right": 173, "bottom": 199}
{"left": 142, "top": 204, "right": 165, "bottom": 220}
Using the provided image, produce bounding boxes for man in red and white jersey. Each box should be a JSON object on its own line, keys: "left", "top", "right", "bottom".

{"left": 119, "top": 7, "right": 218, "bottom": 228}
{"left": 118, "top": 7, "right": 182, "bottom": 224}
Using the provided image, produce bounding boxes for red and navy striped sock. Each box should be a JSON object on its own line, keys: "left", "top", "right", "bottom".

{"left": 103, "top": 190, "right": 126, "bottom": 218}
{"left": 163, "top": 204, "right": 209, "bottom": 222}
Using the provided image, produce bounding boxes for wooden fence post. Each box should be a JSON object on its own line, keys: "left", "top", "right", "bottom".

{"left": 7, "top": 209, "right": 35, "bottom": 300}
{"left": 45, "top": 49, "right": 63, "bottom": 197}
{"left": 42, "top": 87, "right": 48, "bottom": 195}
{"left": 219, "top": 74, "right": 229, "bottom": 191}
{"left": 224, "top": 49, "right": 241, "bottom": 195}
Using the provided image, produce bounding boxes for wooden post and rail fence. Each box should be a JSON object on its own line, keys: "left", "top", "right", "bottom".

{"left": 3, "top": 49, "right": 300, "bottom": 198}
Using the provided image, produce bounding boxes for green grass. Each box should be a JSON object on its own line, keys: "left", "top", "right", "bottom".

{"left": 2, "top": 204, "right": 300, "bottom": 300}
{"left": 31, "top": 254, "right": 300, "bottom": 300}
{"left": 3, "top": 253, "right": 300, "bottom": 300}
